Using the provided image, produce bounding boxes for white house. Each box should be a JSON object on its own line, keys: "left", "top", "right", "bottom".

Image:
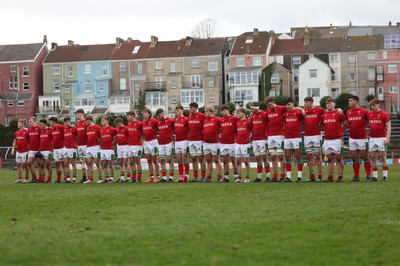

{"left": 298, "top": 57, "right": 332, "bottom": 106}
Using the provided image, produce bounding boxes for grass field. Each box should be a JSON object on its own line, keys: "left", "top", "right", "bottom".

{"left": 1, "top": 166, "right": 400, "bottom": 266}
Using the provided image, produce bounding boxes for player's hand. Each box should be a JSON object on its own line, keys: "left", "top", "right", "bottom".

{"left": 385, "top": 138, "right": 390, "bottom": 145}
{"left": 11, "top": 150, "right": 15, "bottom": 156}
{"left": 337, "top": 108, "right": 343, "bottom": 114}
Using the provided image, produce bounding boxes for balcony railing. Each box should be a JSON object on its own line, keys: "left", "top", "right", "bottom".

{"left": 144, "top": 82, "right": 166, "bottom": 91}
{"left": 183, "top": 82, "right": 203, "bottom": 88}
{"left": 37, "top": 106, "right": 60, "bottom": 114}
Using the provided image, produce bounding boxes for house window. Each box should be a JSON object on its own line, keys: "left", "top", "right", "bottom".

{"left": 309, "top": 69, "right": 317, "bottom": 78}
{"left": 23, "top": 82, "right": 29, "bottom": 90}
{"left": 235, "top": 90, "right": 253, "bottom": 101}
{"left": 98, "top": 83, "right": 104, "bottom": 92}
{"left": 102, "top": 65, "right": 108, "bottom": 76}
{"left": 192, "top": 59, "right": 200, "bottom": 68}
{"left": 271, "top": 73, "right": 280, "bottom": 84}
{"left": 349, "top": 73, "right": 356, "bottom": 81}
{"left": 331, "top": 68, "right": 338, "bottom": 81}
{"left": 376, "top": 66, "right": 384, "bottom": 81}
{"left": 253, "top": 56, "right": 261, "bottom": 66}
{"left": 331, "top": 88, "right": 339, "bottom": 98}
{"left": 99, "top": 99, "right": 105, "bottom": 107}
{"left": 390, "top": 105, "right": 398, "bottom": 113}
{"left": 64, "top": 86, "right": 70, "bottom": 93}
{"left": 171, "top": 81, "right": 177, "bottom": 89}
{"left": 120, "top": 78, "right": 127, "bottom": 90}
{"left": 245, "top": 37, "right": 253, "bottom": 45}
{"left": 137, "top": 63, "right": 142, "bottom": 75}
{"left": 53, "top": 65, "right": 60, "bottom": 75}
{"left": 171, "top": 96, "right": 177, "bottom": 104}
{"left": 191, "top": 75, "right": 200, "bottom": 87}
{"left": 134, "top": 83, "right": 140, "bottom": 91}
{"left": 155, "top": 60, "right": 163, "bottom": 70}
{"left": 10, "top": 64, "right": 17, "bottom": 73}
{"left": 54, "top": 80, "right": 60, "bottom": 92}
{"left": 292, "top": 56, "right": 301, "bottom": 65}
{"left": 293, "top": 69, "right": 299, "bottom": 82}
{"left": 18, "top": 100, "right": 24, "bottom": 106}
{"left": 388, "top": 64, "right": 397, "bottom": 73}
{"left": 65, "top": 100, "right": 70, "bottom": 107}
{"left": 208, "top": 95, "right": 215, "bottom": 103}
{"left": 119, "top": 62, "right": 126, "bottom": 72}
{"left": 269, "top": 90, "right": 281, "bottom": 97}
{"left": 208, "top": 80, "right": 214, "bottom": 88}
{"left": 85, "top": 80, "right": 91, "bottom": 92}
{"left": 8, "top": 101, "right": 14, "bottom": 107}
{"left": 170, "top": 62, "right": 176, "bottom": 73}
{"left": 236, "top": 57, "right": 245, "bottom": 67}
{"left": 68, "top": 66, "right": 73, "bottom": 77}
{"left": 383, "top": 51, "right": 388, "bottom": 59}
{"left": 9, "top": 77, "right": 18, "bottom": 90}
{"left": 348, "top": 54, "right": 356, "bottom": 63}
{"left": 367, "top": 53, "right": 376, "bottom": 61}
{"left": 155, "top": 77, "right": 163, "bottom": 88}
{"left": 368, "top": 67, "right": 375, "bottom": 81}
{"left": 208, "top": 61, "right": 218, "bottom": 71}
{"left": 132, "top": 46, "right": 140, "bottom": 54}
{"left": 181, "top": 90, "right": 204, "bottom": 104}
{"left": 307, "top": 88, "right": 320, "bottom": 97}
{"left": 389, "top": 86, "right": 398, "bottom": 93}
{"left": 329, "top": 54, "right": 338, "bottom": 62}
{"left": 145, "top": 91, "right": 166, "bottom": 106}
{"left": 85, "top": 64, "right": 91, "bottom": 74}
{"left": 22, "top": 66, "right": 29, "bottom": 76}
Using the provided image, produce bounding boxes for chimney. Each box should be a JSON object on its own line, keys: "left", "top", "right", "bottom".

{"left": 185, "top": 36, "right": 193, "bottom": 46}
{"left": 389, "top": 21, "right": 392, "bottom": 26}
{"left": 127, "top": 37, "right": 133, "bottom": 43}
{"left": 303, "top": 26, "right": 310, "bottom": 45}
{"left": 150, "top": 36, "right": 158, "bottom": 47}
{"left": 349, "top": 21, "right": 352, "bottom": 27}
{"left": 43, "top": 35, "right": 47, "bottom": 44}
{"left": 68, "top": 40, "right": 74, "bottom": 46}
{"left": 116, "top": 37, "right": 123, "bottom": 48}
{"left": 269, "top": 30, "right": 276, "bottom": 46}
{"left": 397, "top": 22, "right": 400, "bottom": 28}
{"left": 51, "top": 42, "right": 57, "bottom": 50}
{"left": 330, "top": 23, "right": 333, "bottom": 29}
{"left": 253, "top": 28, "right": 259, "bottom": 36}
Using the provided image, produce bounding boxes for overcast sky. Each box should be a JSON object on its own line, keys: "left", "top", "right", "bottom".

{"left": 1, "top": 0, "right": 399, "bottom": 46}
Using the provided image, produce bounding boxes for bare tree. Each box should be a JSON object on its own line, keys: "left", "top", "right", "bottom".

{"left": 191, "top": 18, "right": 220, "bottom": 39}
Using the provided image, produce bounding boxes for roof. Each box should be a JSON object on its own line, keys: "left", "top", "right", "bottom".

{"left": 270, "top": 39, "right": 309, "bottom": 55}
{"left": 90, "top": 108, "right": 109, "bottom": 114}
{"left": 308, "top": 35, "right": 383, "bottom": 53}
{"left": 146, "top": 40, "right": 185, "bottom": 59}
{"left": 111, "top": 40, "right": 150, "bottom": 60}
{"left": 44, "top": 44, "right": 116, "bottom": 63}
{"left": 228, "top": 66, "right": 262, "bottom": 72}
{"left": 179, "top": 38, "right": 227, "bottom": 57}
{"left": 230, "top": 30, "right": 270, "bottom": 56}
{"left": 0, "top": 43, "right": 46, "bottom": 62}
{"left": 109, "top": 91, "right": 130, "bottom": 98}
{"left": 0, "top": 92, "right": 33, "bottom": 101}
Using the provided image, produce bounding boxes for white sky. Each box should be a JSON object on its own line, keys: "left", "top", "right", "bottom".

{"left": 1, "top": 0, "right": 399, "bottom": 45}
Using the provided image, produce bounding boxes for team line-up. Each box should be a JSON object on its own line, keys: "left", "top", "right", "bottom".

{"left": 11, "top": 95, "right": 391, "bottom": 184}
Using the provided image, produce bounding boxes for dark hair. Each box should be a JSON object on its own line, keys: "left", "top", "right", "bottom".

{"left": 75, "top": 108, "right": 85, "bottom": 114}
{"left": 349, "top": 95, "right": 359, "bottom": 101}
{"left": 304, "top": 96, "right": 314, "bottom": 102}
{"left": 39, "top": 119, "right": 47, "bottom": 124}
{"left": 369, "top": 98, "right": 381, "bottom": 105}
{"left": 84, "top": 115, "right": 94, "bottom": 121}
{"left": 63, "top": 116, "right": 71, "bottom": 122}
{"left": 220, "top": 105, "right": 230, "bottom": 111}
{"left": 156, "top": 108, "right": 164, "bottom": 116}
{"left": 189, "top": 102, "right": 198, "bottom": 108}
{"left": 175, "top": 105, "right": 184, "bottom": 110}
{"left": 264, "top": 97, "right": 275, "bottom": 104}
{"left": 249, "top": 102, "right": 260, "bottom": 107}
{"left": 326, "top": 97, "right": 336, "bottom": 103}
{"left": 49, "top": 117, "right": 58, "bottom": 123}
{"left": 127, "top": 111, "right": 136, "bottom": 117}
{"left": 237, "top": 108, "right": 246, "bottom": 114}
{"left": 101, "top": 116, "right": 110, "bottom": 122}
{"left": 114, "top": 117, "right": 123, "bottom": 124}
{"left": 285, "top": 97, "right": 294, "bottom": 104}
{"left": 143, "top": 108, "right": 152, "bottom": 115}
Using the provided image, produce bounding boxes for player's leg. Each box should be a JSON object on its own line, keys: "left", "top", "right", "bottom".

{"left": 349, "top": 146, "right": 361, "bottom": 181}
{"left": 380, "top": 150, "right": 389, "bottom": 181}
{"left": 144, "top": 152, "right": 154, "bottom": 182}
{"left": 243, "top": 157, "right": 250, "bottom": 182}
{"left": 294, "top": 148, "right": 303, "bottom": 182}
{"left": 213, "top": 153, "right": 222, "bottom": 181}
{"left": 152, "top": 154, "right": 160, "bottom": 182}
{"left": 284, "top": 148, "right": 293, "bottom": 181}
{"left": 325, "top": 153, "right": 335, "bottom": 182}
{"left": 235, "top": 156, "right": 243, "bottom": 182}
{"left": 335, "top": 153, "right": 344, "bottom": 182}
{"left": 360, "top": 148, "right": 371, "bottom": 181}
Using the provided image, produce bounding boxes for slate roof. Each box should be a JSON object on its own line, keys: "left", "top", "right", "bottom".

{"left": 44, "top": 44, "right": 116, "bottom": 63}
{"left": 230, "top": 30, "right": 270, "bottom": 56}
{"left": 0, "top": 43, "right": 45, "bottom": 62}
{"left": 0, "top": 92, "right": 33, "bottom": 101}
{"left": 270, "top": 38, "right": 309, "bottom": 55}
{"left": 308, "top": 35, "right": 383, "bottom": 53}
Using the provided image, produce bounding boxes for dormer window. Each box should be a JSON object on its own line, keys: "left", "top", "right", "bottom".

{"left": 245, "top": 38, "right": 253, "bottom": 45}
{"left": 132, "top": 46, "right": 140, "bottom": 54}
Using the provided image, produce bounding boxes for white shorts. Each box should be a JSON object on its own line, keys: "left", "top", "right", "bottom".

{"left": 143, "top": 139, "right": 159, "bottom": 155}
{"left": 220, "top": 143, "right": 235, "bottom": 156}
{"left": 63, "top": 148, "right": 77, "bottom": 159}
{"left": 77, "top": 145, "right": 87, "bottom": 158}
{"left": 252, "top": 140, "right": 268, "bottom": 156}
{"left": 117, "top": 145, "right": 129, "bottom": 159}
{"left": 369, "top": 137, "right": 386, "bottom": 152}
{"left": 203, "top": 142, "right": 220, "bottom": 155}
{"left": 349, "top": 138, "right": 368, "bottom": 151}
{"left": 28, "top": 150, "right": 38, "bottom": 158}
{"left": 235, "top": 143, "right": 251, "bottom": 158}
{"left": 284, "top": 138, "right": 303, "bottom": 150}
{"left": 268, "top": 135, "right": 284, "bottom": 149}
{"left": 175, "top": 140, "right": 188, "bottom": 154}
{"left": 86, "top": 145, "right": 100, "bottom": 159}
{"left": 129, "top": 145, "right": 143, "bottom": 157}
{"left": 189, "top": 141, "right": 203, "bottom": 156}
{"left": 41, "top": 150, "right": 53, "bottom": 160}
{"left": 15, "top": 152, "right": 28, "bottom": 163}
{"left": 159, "top": 142, "right": 173, "bottom": 157}
{"left": 304, "top": 135, "right": 322, "bottom": 148}
{"left": 53, "top": 148, "right": 64, "bottom": 162}
{"left": 323, "top": 139, "right": 343, "bottom": 155}
{"left": 100, "top": 149, "right": 115, "bottom": 161}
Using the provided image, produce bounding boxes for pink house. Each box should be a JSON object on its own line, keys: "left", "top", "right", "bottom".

{"left": 0, "top": 42, "right": 48, "bottom": 125}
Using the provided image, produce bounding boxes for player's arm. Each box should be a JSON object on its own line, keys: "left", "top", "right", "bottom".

{"left": 11, "top": 139, "right": 17, "bottom": 155}
{"left": 342, "top": 120, "right": 349, "bottom": 131}
{"left": 385, "top": 121, "right": 391, "bottom": 145}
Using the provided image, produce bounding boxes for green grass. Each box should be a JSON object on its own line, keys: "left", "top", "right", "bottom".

{"left": 1, "top": 166, "right": 400, "bottom": 265}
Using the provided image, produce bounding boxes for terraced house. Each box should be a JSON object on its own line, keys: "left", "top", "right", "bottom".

{"left": 0, "top": 41, "right": 48, "bottom": 124}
